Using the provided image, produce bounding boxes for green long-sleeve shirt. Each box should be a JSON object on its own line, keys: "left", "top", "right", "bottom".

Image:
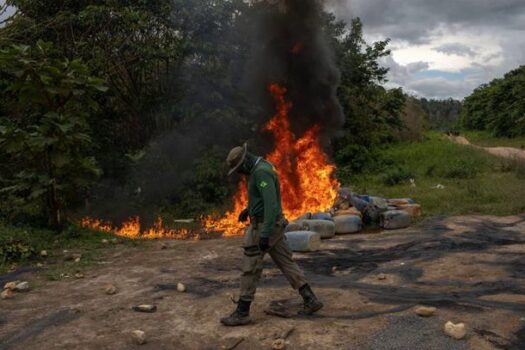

{"left": 247, "top": 157, "right": 283, "bottom": 238}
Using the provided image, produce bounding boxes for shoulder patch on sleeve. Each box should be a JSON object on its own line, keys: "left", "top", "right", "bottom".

{"left": 259, "top": 181, "right": 268, "bottom": 189}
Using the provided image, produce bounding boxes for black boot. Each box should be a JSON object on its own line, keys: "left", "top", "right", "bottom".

{"left": 220, "top": 299, "right": 252, "bottom": 326}
{"left": 299, "top": 284, "right": 323, "bottom": 315}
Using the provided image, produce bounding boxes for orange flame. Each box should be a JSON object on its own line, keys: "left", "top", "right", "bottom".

{"left": 83, "top": 83, "right": 339, "bottom": 239}
{"left": 204, "top": 83, "right": 339, "bottom": 236}
{"left": 81, "top": 217, "right": 192, "bottom": 240}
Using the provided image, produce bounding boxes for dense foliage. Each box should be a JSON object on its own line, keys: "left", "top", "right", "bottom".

{"left": 419, "top": 98, "right": 462, "bottom": 131}
{"left": 0, "top": 1, "right": 406, "bottom": 229}
{"left": 0, "top": 41, "right": 106, "bottom": 228}
{"left": 392, "top": 97, "right": 427, "bottom": 142}
{"left": 461, "top": 66, "right": 525, "bottom": 137}
{"left": 329, "top": 17, "right": 406, "bottom": 178}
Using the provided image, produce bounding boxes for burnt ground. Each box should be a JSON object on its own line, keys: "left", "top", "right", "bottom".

{"left": 1, "top": 215, "right": 524, "bottom": 349}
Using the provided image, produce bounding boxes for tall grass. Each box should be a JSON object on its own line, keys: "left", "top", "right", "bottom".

{"left": 463, "top": 130, "right": 525, "bottom": 149}
{"left": 347, "top": 132, "right": 525, "bottom": 217}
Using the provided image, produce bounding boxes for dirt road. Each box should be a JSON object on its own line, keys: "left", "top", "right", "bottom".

{"left": 450, "top": 135, "right": 525, "bottom": 160}
{"left": 1, "top": 215, "right": 525, "bottom": 349}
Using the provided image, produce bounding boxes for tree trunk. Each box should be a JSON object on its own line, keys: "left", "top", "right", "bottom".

{"left": 45, "top": 149, "right": 62, "bottom": 230}
{"left": 47, "top": 181, "right": 62, "bottom": 230}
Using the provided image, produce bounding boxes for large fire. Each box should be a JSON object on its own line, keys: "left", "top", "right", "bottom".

{"left": 82, "top": 83, "right": 339, "bottom": 239}
{"left": 203, "top": 83, "right": 339, "bottom": 236}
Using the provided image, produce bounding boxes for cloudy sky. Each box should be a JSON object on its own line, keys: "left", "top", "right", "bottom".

{"left": 328, "top": 0, "right": 525, "bottom": 100}
{"left": 2, "top": 1, "right": 524, "bottom": 100}
{"left": 0, "top": 1, "right": 14, "bottom": 22}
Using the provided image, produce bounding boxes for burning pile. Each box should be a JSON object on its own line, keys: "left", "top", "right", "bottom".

{"left": 82, "top": 0, "right": 345, "bottom": 239}
{"left": 204, "top": 83, "right": 339, "bottom": 236}
{"left": 82, "top": 84, "right": 340, "bottom": 239}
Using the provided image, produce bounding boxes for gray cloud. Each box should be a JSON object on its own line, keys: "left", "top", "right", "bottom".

{"left": 0, "top": 1, "right": 16, "bottom": 26}
{"left": 407, "top": 78, "right": 477, "bottom": 100}
{"left": 434, "top": 43, "right": 476, "bottom": 57}
{"left": 383, "top": 56, "right": 491, "bottom": 99}
{"left": 329, "top": 0, "right": 525, "bottom": 44}
{"left": 327, "top": 0, "right": 525, "bottom": 99}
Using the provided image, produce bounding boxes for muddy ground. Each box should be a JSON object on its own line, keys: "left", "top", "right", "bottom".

{"left": 1, "top": 215, "right": 524, "bottom": 349}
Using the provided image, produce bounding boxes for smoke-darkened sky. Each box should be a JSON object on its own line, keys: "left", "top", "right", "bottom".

{"left": 3, "top": 1, "right": 524, "bottom": 100}
{"left": 328, "top": 0, "right": 525, "bottom": 99}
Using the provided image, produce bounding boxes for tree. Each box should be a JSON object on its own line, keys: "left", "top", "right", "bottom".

{"left": 393, "top": 97, "right": 428, "bottom": 142}
{"left": 419, "top": 98, "right": 462, "bottom": 131}
{"left": 461, "top": 66, "right": 525, "bottom": 137}
{"left": 2, "top": 0, "right": 185, "bottom": 177}
{"left": 0, "top": 41, "right": 106, "bottom": 228}
{"left": 325, "top": 16, "right": 406, "bottom": 175}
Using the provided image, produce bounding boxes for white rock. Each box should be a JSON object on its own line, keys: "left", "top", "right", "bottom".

{"left": 74, "top": 257, "right": 81, "bottom": 263}
{"left": 3, "top": 282, "right": 17, "bottom": 290}
{"left": 444, "top": 321, "right": 466, "bottom": 339}
{"left": 105, "top": 284, "right": 118, "bottom": 295}
{"left": 15, "top": 281, "right": 30, "bottom": 292}
{"left": 415, "top": 306, "right": 437, "bottom": 317}
{"left": 133, "top": 305, "right": 157, "bottom": 313}
{"left": 131, "top": 330, "right": 147, "bottom": 345}
{"left": 177, "top": 283, "right": 186, "bottom": 293}
{"left": 378, "top": 273, "right": 387, "bottom": 280}
{"left": 272, "top": 339, "right": 287, "bottom": 350}
{"left": 74, "top": 273, "right": 85, "bottom": 279}
{"left": 40, "top": 250, "right": 48, "bottom": 257}
{"left": 64, "top": 253, "right": 81, "bottom": 261}
{"left": 101, "top": 239, "right": 109, "bottom": 244}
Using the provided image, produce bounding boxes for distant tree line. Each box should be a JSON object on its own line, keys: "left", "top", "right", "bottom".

{"left": 419, "top": 98, "right": 462, "bottom": 131}
{"left": 0, "top": 1, "right": 406, "bottom": 229}
{"left": 461, "top": 66, "right": 525, "bottom": 137}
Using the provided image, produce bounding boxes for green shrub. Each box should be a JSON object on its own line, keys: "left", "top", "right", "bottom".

{"left": 514, "top": 160, "right": 525, "bottom": 179}
{"left": 0, "top": 223, "right": 51, "bottom": 264}
{"left": 442, "top": 159, "right": 482, "bottom": 179}
{"left": 0, "top": 239, "right": 35, "bottom": 263}
{"left": 349, "top": 132, "right": 525, "bottom": 218}
{"left": 382, "top": 166, "right": 414, "bottom": 186}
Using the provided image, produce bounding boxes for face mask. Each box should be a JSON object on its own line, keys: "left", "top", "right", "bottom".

{"left": 237, "top": 161, "right": 251, "bottom": 175}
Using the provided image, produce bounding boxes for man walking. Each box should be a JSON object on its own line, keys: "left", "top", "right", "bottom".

{"left": 221, "top": 144, "right": 323, "bottom": 326}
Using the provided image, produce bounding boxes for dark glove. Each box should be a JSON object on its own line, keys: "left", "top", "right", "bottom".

{"left": 259, "top": 237, "right": 270, "bottom": 252}
{"left": 238, "top": 208, "right": 249, "bottom": 223}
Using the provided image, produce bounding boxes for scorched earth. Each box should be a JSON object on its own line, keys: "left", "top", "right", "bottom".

{"left": 1, "top": 215, "right": 524, "bottom": 349}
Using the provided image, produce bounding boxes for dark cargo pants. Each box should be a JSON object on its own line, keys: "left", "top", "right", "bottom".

{"left": 239, "top": 218, "right": 307, "bottom": 301}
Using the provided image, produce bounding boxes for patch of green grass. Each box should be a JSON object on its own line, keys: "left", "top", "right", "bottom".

{"left": 0, "top": 222, "right": 137, "bottom": 276}
{"left": 381, "top": 166, "right": 414, "bottom": 186}
{"left": 349, "top": 132, "right": 525, "bottom": 217}
{"left": 463, "top": 130, "right": 525, "bottom": 149}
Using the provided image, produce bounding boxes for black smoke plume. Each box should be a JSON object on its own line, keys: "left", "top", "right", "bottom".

{"left": 83, "top": 0, "right": 344, "bottom": 225}
{"left": 248, "top": 0, "right": 344, "bottom": 146}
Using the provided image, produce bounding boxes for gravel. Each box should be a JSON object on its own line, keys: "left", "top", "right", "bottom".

{"left": 364, "top": 315, "right": 468, "bottom": 350}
